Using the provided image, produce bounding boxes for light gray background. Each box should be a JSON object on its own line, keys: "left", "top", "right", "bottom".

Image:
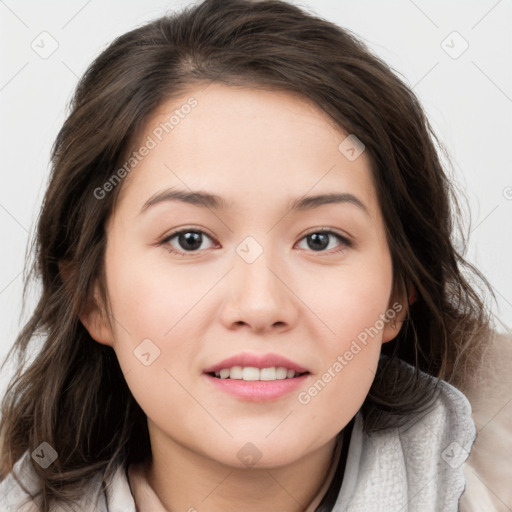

{"left": 1, "top": 0, "right": 511, "bottom": 396}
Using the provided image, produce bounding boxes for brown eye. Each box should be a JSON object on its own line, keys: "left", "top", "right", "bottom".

{"left": 297, "top": 230, "right": 351, "bottom": 253}
{"left": 161, "top": 229, "right": 215, "bottom": 254}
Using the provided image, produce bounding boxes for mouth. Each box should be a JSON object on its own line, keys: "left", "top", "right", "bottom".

{"left": 206, "top": 366, "right": 310, "bottom": 381}
{"left": 203, "top": 353, "right": 311, "bottom": 401}
{"left": 203, "top": 352, "right": 311, "bottom": 400}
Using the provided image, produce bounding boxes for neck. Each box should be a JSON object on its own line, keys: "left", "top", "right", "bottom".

{"left": 144, "top": 425, "right": 341, "bottom": 512}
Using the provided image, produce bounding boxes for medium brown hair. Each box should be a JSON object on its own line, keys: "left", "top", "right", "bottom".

{"left": 0, "top": 0, "right": 494, "bottom": 509}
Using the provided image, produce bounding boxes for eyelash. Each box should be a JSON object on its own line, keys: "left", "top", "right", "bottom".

{"left": 158, "top": 227, "right": 353, "bottom": 257}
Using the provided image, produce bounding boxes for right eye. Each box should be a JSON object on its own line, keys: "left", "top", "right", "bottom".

{"left": 160, "top": 229, "right": 217, "bottom": 255}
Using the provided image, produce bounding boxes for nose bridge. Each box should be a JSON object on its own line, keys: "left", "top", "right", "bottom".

{"left": 221, "top": 234, "right": 297, "bottom": 331}
{"left": 234, "top": 234, "right": 283, "bottom": 301}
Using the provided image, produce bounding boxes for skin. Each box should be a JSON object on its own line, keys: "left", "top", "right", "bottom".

{"left": 81, "top": 83, "right": 406, "bottom": 511}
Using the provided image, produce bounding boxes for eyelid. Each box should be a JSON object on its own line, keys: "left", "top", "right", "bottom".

{"left": 300, "top": 226, "right": 352, "bottom": 241}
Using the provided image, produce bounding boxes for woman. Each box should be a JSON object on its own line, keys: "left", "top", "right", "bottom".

{"left": 0, "top": 0, "right": 510, "bottom": 510}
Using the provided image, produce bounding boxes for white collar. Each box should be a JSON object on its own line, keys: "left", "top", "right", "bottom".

{"left": 334, "top": 377, "right": 475, "bottom": 510}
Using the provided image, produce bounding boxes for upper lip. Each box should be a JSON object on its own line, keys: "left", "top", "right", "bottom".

{"left": 203, "top": 352, "right": 310, "bottom": 374}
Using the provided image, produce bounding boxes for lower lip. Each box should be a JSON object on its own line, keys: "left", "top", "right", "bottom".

{"left": 204, "top": 373, "right": 309, "bottom": 401}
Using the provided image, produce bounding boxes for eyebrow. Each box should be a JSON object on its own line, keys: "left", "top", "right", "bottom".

{"left": 139, "top": 188, "right": 369, "bottom": 216}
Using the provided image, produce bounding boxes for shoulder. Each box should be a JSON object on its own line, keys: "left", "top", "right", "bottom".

{"left": 456, "top": 329, "right": 512, "bottom": 511}
{"left": 0, "top": 450, "right": 43, "bottom": 511}
{"left": 336, "top": 359, "right": 476, "bottom": 511}
{"left": 0, "top": 450, "right": 115, "bottom": 512}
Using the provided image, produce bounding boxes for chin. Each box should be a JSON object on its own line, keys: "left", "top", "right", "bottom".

{"left": 211, "top": 438, "right": 308, "bottom": 470}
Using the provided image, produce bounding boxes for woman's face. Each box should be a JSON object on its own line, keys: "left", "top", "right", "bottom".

{"left": 85, "top": 83, "right": 402, "bottom": 468}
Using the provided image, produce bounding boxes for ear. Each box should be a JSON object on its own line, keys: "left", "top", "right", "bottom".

{"left": 59, "top": 260, "right": 115, "bottom": 347}
{"left": 381, "top": 283, "right": 416, "bottom": 343}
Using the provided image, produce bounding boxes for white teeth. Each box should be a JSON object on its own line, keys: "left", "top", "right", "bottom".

{"left": 212, "top": 366, "right": 302, "bottom": 381}
{"left": 242, "top": 367, "right": 260, "bottom": 381}
{"left": 276, "top": 367, "right": 288, "bottom": 379}
{"left": 230, "top": 366, "right": 243, "bottom": 379}
{"left": 260, "top": 367, "right": 276, "bottom": 380}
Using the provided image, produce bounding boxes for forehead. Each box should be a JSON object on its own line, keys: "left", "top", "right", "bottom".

{"left": 115, "top": 83, "right": 379, "bottom": 221}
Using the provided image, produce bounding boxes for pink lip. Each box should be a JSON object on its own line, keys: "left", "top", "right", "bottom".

{"left": 203, "top": 352, "right": 309, "bottom": 374}
{"left": 204, "top": 373, "right": 309, "bottom": 401}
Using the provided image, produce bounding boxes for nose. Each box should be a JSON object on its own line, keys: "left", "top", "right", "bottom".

{"left": 219, "top": 248, "right": 299, "bottom": 334}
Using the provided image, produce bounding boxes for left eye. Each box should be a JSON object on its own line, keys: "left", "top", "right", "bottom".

{"left": 296, "top": 231, "right": 351, "bottom": 253}
{"left": 161, "top": 229, "right": 351, "bottom": 255}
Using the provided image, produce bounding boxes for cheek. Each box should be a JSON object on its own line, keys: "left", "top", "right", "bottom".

{"left": 102, "top": 246, "right": 196, "bottom": 376}
{"left": 295, "top": 252, "right": 394, "bottom": 345}
{"left": 293, "top": 296, "right": 390, "bottom": 441}
{"left": 289, "top": 254, "right": 393, "bottom": 420}
{"left": 300, "top": 258, "right": 391, "bottom": 365}
{"left": 103, "top": 251, "right": 206, "bottom": 423}
{"left": 105, "top": 245, "right": 211, "bottom": 340}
